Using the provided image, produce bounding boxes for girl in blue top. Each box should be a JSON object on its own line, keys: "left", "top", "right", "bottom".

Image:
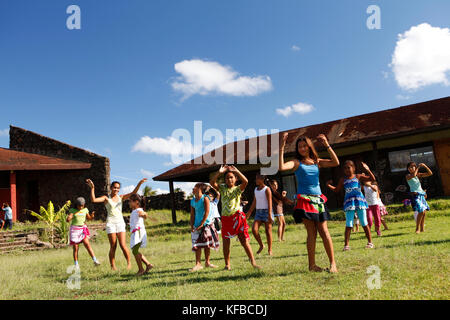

{"left": 279, "top": 133, "right": 339, "bottom": 273}
{"left": 406, "top": 162, "right": 433, "bottom": 234}
{"left": 327, "top": 161, "right": 375, "bottom": 251}
{"left": 189, "top": 183, "right": 220, "bottom": 272}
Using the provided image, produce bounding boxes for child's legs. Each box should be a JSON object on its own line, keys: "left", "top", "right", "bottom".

{"left": 316, "top": 221, "right": 336, "bottom": 267}
{"left": 420, "top": 211, "right": 426, "bottom": 231}
{"left": 194, "top": 248, "right": 202, "bottom": 265}
{"left": 237, "top": 233, "right": 256, "bottom": 265}
{"left": 82, "top": 237, "right": 95, "bottom": 258}
{"left": 204, "top": 247, "right": 211, "bottom": 264}
{"left": 280, "top": 215, "right": 286, "bottom": 239}
{"left": 357, "top": 209, "right": 372, "bottom": 243}
{"left": 264, "top": 222, "right": 273, "bottom": 252}
{"left": 366, "top": 207, "right": 374, "bottom": 229}
{"left": 373, "top": 206, "right": 381, "bottom": 231}
{"left": 107, "top": 233, "right": 118, "bottom": 266}
{"left": 275, "top": 216, "right": 283, "bottom": 239}
{"left": 117, "top": 232, "right": 131, "bottom": 264}
{"left": 345, "top": 210, "right": 356, "bottom": 228}
{"left": 73, "top": 244, "right": 79, "bottom": 262}
{"left": 223, "top": 237, "right": 231, "bottom": 267}
{"left": 303, "top": 219, "right": 318, "bottom": 268}
{"left": 415, "top": 211, "right": 424, "bottom": 232}
{"left": 132, "top": 244, "right": 144, "bottom": 271}
{"left": 252, "top": 220, "right": 263, "bottom": 248}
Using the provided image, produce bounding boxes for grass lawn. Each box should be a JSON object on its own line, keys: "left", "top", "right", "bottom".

{"left": 0, "top": 205, "right": 449, "bottom": 300}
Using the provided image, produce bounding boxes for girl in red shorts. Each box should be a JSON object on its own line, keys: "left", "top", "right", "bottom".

{"left": 210, "top": 165, "right": 261, "bottom": 270}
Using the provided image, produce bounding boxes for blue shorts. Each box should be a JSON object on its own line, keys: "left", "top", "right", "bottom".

{"left": 345, "top": 209, "right": 368, "bottom": 228}
{"left": 255, "top": 209, "right": 273, "bottom": 222}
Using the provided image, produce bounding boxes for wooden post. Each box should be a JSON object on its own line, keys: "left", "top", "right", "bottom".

{"left": 169, "top": 180, "right": 177, "bottom": 224}
{"left": 10, "top": 171, "right": 17, "bottom": 222}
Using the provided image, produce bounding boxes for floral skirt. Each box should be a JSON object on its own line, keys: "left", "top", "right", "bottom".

{"left": 411, "top": 192, "right": 430, "bottom": 213}
{"left": 191, "top": 223, "right": 220, "bottom": 251}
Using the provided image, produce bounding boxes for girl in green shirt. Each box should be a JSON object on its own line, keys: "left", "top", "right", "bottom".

{"left": 67, "top": 197, "right": 100, "bottom": 268}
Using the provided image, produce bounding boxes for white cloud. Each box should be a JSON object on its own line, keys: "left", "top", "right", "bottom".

{"left": 291, "top": 45, "right": 301, "bottom": 51}
{"left": 132, "top": 136, "right": 201, "bottom": 156}
{"left": 390, "top": 23, "right": 450, "bottom": 90}
{"left": 174, "top": 182, "right": 197, "bottom": 195}
{"left": 154, "top": 188, "right": 169, "bottom": 195}
{"left": 121, "top": 185, "right": 143, "bottom": 196}
{"left": 0, "top": 129, "right": 8, "bottom": 137}
{"left": 171, "top": 59, "right": 272, "bottom": 100}
{"left": 140, "top": 169, "right": 155, "bottom": 178}
{"left": 276, "top": 102, "right": 315, "bottom": 117}
{"left": 396, "top": 94, "right": 411, "bottom": 100}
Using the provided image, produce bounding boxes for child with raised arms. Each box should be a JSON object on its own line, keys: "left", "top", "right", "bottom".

{"left": 406, "top": 162, "right": 432, "bottom": 233}
{"left": 210, "top": 165, "right": 261, "bottom": 270}
{"left": 67, "top": 197, "right": 100, "bottom": 268}
{"left": 268, "top": 180, "right": 287, "bottom": 242}
{"left": 327, "top": 161, "right": 375, "bottom": 250}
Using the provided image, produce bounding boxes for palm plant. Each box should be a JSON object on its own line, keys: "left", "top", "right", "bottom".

{"left": 28, "top": 200, "right": 71, "bottom": 245}
{"left": 143, "top": 185, "right": 158, "bottom": 197}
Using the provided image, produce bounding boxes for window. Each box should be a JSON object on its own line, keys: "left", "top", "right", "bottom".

{"left": 388, "top": 146, "right": 436, "bottom": 173}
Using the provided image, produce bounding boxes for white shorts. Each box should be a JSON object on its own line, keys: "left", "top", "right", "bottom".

{"left": 106, "top": 221, "right": 126, "bottom": 234}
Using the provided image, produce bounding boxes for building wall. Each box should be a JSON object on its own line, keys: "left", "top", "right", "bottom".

{"left": 9, "top": 126, "right": 110, "bottom": 220}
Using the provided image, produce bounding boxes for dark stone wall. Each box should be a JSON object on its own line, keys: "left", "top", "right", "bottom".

{"left": 9, "top": 126, "right": 110, "bottom": 220}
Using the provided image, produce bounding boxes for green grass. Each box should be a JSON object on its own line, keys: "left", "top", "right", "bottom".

{"left": 0, "top": 205, "right": 449, "bottom": 300}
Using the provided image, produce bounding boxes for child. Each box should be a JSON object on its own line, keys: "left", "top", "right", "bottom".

{"left": 327, "top": 161, "right": 375, "bottom": 250}
{"left": 190, "top": 183, "right": 220, "bottom": 272}
{"left": 246, "top": 174, "right": 273, "bottom": 256}
{"left": 210, "top": 165, "right": 261, "bottom": 270}
{"left": 1, "top": 203, "right": 13, "bottom": 230}
{"left": 268, "top": 180, "right": 287, "bottom": 242}
{"left": 66, "top": 197, "right": 100, "bottom": 268}
{"left": 128, "top": 193, "right": 153, "bottom": 276}
{"left": 373, "top": 181, "right": 389, "bottom": 230}
{"left": 406, "top": 162, "right": 433, "bottom": 234}
{"left": 363, "top": 181, "right": 382, "bottom": 236}
{"left": 207, "top": 186, "right": 222, "bottom": 235}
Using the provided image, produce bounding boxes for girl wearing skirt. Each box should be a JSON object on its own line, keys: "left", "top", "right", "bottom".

{"left": 67, "top": 197, "right": 100, "bottom": 268}
{"left": 327, "top": 161, "right": 376, "bottom": 250}
{"left": 279, "top": 133, "right": 339, "bottom": 273}
{"left": 406, "top": 162, "right": 433, "bottom": 234}
{"left": 190, "top": 183, "right": 220, "bottom": 272}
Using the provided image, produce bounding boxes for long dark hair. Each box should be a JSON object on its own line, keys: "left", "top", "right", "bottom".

{"left": 295, "top": 136, "right": 319, "bottom": 164}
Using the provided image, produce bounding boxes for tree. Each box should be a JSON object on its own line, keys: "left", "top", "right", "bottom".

{"left": 28, "top": 200, "right": 71, "bottom": 245}
{"left": 143, "top": 185, "right": 158, "bottom": 197}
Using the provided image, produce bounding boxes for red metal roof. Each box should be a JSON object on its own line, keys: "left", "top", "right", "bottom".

{"left": 153, "top": 96, "right": 450, "bottom": 182}
{"left": 0, "top": 148, "right": 92, "bottom": 171}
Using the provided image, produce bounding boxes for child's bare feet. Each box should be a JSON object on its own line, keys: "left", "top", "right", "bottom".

{"left": 309, "top": 265, "right": 323, "bottom": 272}
{"left": 111, "top": 265, "right": 118, "bottom": 271}
{"left": 268, "top": 250, "right": 273, "bottom": 256}
{"left": 136, "top": 270, "right": 145, "bottom": 276}
{"left": 415, "top": 230, "right": 421, "bottom": 234}
{"left": 127, "top": 263, "right": 132, "bottom": 270}
{"left": 329, "top": 264, "right": 338, "bottom": 273}
{"left": 190, "top": 265, "right": 203, "bottom": 272}
{"left": 224, "top": 265, "right": 231, "bottom": 271}
{"left": 144, "top": 263, "right": 154, "bottom": 274}
{"left": 205, "top": 263, "right": 218, "bottom": 268}
{"left": 252, "top": 263, "right": 262, "bottom": 269}
{"left": 257, "top": 245, "right": 264, "bottom": 254}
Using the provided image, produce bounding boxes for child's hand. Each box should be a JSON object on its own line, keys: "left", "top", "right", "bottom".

{"left": 219, "top": 165, "right": 228, "bottom": 173}
{"left": 139, "top": 178, "right": 148, "bottom": 185}
{"left": 281, "top": 132, "right": 288, "bottom": 145}
{"left": 317, "top": 134, "right": 329, "bottom": 147}
{"left": 361, "top": 162, "right": 371, "bottom": 172}
{"left": 282, "top": 191, "right": 287, "bottom": 197}
{"left": 86, "top": 179, "right": 94, "bottom": 189}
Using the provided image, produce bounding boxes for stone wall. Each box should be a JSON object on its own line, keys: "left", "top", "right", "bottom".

{"left": 9, "top": 126, "right": 110, "bottom": 220}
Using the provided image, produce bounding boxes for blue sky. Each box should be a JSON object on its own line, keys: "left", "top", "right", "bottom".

{"left": 1, "top": 0, "right": 449, "bottom": 194}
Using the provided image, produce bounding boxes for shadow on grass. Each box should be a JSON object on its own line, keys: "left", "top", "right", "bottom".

{"left": 381, "top": 238, "right": 450, "bottom": 249}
